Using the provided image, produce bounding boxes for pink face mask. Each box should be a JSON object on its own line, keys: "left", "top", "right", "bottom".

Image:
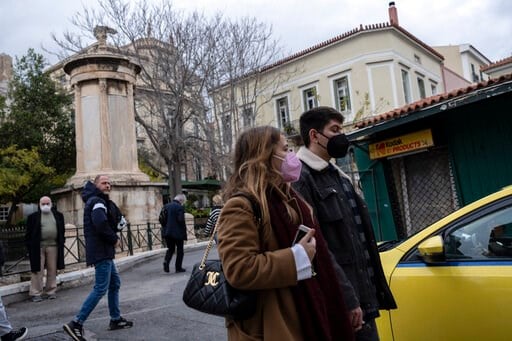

{"left": 273, "top": 152, "right": 302, "bottom": 183}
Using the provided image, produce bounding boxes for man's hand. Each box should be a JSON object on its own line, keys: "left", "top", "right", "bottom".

{"left": 114, "top": 239, "right": 121, "bottom": 248}
{"left": 349, "top": 306, "right": 363, "bottom": 331}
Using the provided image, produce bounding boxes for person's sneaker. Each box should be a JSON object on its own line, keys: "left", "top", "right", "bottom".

{"left": 1, "top": 327, "right": 28, "bottom": 341}
{"left": 109, "top": 317, "right": 133, "bottom": 330}
{"left": 163, "top": 262, "right": 169, "bottom": 273}
{"left": 175, "top": 268, "right": 186, "bottom": 273}
{"left": 31, "top": 296, "right": 43, "bottom": 303}
{"left": 47, "top": 294, "right": 57, "bottom": 300}
{"left": 63, "top": 320, "right": 86, "bottom": 341}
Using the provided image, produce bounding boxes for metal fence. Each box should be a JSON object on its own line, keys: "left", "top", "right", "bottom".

{"left": 1, "top": 219, "right": 209, "bottom": 277}
{"left": 0, "top": 222, "right": 169, "bottom": 277}
{"left": 389, "top": 147, "right": 459, "bottom": 237}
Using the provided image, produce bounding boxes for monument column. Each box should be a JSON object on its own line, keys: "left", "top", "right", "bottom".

{"left": 74, "top": 84, "right": 85, "bottom": 172}
{"left": 98, "top": 78, "right": 112, "bottom": 171}
{"left": 53, "top": 26, "right": 166, "bottom": 227}
{"left": 63, "top": 30, "right": 149, "bottom": 186}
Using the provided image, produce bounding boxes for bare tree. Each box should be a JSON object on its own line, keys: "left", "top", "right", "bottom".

{"left": 52, "top": 0, "right": 291, "bottom": 195}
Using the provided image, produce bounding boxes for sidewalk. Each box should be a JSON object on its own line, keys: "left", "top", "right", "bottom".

{"left": 0, "top": 241, "right": 208, "bottom": 306}
{"left": 4, "top": 242, "right": 224, "bottom": 340}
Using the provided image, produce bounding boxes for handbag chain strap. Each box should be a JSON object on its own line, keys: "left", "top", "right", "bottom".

{"left": 198, "top": 193, "right": 261, "bottom": 270}
{"left": 198, "top": 220, "right": 218, "bottom": 270}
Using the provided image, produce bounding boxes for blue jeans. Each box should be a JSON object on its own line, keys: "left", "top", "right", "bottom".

{"left": 75, "top": 259, "right": 121, "bottom": 324}
{"left": 0, "top": 297, "right": 12, "bottom": 336}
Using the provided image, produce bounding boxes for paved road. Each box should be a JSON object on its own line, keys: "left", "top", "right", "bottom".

{"left": 5, "top": 247, "right": 227, "bottom": 340}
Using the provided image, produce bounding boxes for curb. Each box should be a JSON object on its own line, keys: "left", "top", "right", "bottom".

{"left": 0, "top": 241, "right": 208, "bottom": 305}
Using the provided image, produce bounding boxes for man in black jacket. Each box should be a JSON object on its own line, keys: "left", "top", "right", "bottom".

{"left": 161, "top": 193, "right": 187, "bottom": 273}
{"left": 63, "top": 175, "right": 133, "bottom": 341}
{"left": 25, "top": 196, "right": 66, "bottom": 302}
{"left": 292, "top": 107, "right": 396, "bottom": 340}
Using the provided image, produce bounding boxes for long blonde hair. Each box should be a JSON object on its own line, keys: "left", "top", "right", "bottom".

{"left": 224, "top": 126, "right": 300, "bottom": 234}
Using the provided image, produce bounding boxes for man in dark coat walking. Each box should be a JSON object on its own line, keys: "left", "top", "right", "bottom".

{"left": 161, "top": 194, "right": 187, "bottom": 273}
{"left": 292, "top": 107, "right": 396, "bottom": 340}
{"left": 25, "top": 196, "right": 66, "bottom": 302}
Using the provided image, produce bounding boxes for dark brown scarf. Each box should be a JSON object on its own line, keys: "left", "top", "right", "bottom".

{"left": 267, "top": 187, "right": 354, "bottom": 341}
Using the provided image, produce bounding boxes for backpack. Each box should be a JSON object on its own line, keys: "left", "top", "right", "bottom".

{"left": 86, "top": 196, "right": 126, "bottom": 232}
{"left": 159, "top": 206, "right": 168, "bottom": 227}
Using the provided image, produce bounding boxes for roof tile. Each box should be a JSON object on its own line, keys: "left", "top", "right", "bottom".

{"left": 355, "top": 73, "right": 512, "bottom": 129}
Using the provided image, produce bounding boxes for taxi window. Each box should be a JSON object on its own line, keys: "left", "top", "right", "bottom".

{"left": 444, "top": 204, "right": 512, "bottom": 260}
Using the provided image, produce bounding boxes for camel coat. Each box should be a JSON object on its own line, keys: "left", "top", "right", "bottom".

{"left": 217, "top": 196, "right": 303, "bottom": 341}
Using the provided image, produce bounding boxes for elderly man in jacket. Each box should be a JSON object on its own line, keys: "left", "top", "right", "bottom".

{"left": 292, "top": 107, "right": 396, "bottom": 340}
{"left": 25, "top": 196, "right": 66, "bottom": 302}
{"left": 161, "top": 193, "right": 187, "bottom": 273}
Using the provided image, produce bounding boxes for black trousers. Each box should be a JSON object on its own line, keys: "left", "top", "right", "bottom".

{"left": 164, "top": 236, "right": 184, "bottom": 270}
{"left": 356, "top": 319, "right": 379, "bottom": 341}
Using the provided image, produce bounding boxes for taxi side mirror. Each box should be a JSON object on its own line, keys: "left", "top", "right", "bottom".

{"left": 418, "top": 236, "right": 445, "bottom": 264}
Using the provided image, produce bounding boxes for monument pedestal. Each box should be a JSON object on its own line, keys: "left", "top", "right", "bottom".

{"left": 53, "top": 181, "right": 168, "bottom": 227}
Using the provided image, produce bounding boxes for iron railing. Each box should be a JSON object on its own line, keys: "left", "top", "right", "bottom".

{"left": 0, "top": 222, "right": 168, "bottom": 277}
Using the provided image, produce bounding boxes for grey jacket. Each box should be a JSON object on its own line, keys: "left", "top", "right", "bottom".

{"left": 292, "top": 147, "right": 396, "bottom": 317}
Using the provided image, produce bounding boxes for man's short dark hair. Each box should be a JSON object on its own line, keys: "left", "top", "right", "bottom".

{"left": 299, "top": 106, "right": 345, "bottom": 147}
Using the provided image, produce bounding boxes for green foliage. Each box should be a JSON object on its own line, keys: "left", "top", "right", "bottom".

{"left": 138, "top": 158, "right": 165, "bottom": 182}
{"left": 0, "top": 146, "right": 54, "bottom": 203}
{"left": 0, "top": 49, "right": 75, "bottom": 175}
{"left": 0, "top": 95, "right": 6, "bottom": 118}
{"left": 185, "top": 206, "right": 210, "bottom": 218}
{"left": 0, "top": 49, "right": 75, "bottom": 207}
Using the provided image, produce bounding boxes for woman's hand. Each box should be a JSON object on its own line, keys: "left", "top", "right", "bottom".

{"left": 298, "top": 229, "right": 316, "bottom": 261}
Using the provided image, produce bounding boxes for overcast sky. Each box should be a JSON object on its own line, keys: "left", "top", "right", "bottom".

{"left": 1, "top": 0, "right": 511, "bottom": 65}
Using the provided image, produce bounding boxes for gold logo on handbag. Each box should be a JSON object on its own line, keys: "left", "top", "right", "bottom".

{"left": 205, "top": 271, "right": 220, "bottom": 286}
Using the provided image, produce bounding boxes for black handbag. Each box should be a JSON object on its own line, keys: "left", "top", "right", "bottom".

{"left": 182, "top": 259, "right": 256, "bottom": 319}
{"left": 182, "top": 193, "right": 260, "bottom": 320}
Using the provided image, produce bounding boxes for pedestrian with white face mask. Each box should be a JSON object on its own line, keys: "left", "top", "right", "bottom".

{"left": 25, "top": 196, "right": 66, "bottom": 302}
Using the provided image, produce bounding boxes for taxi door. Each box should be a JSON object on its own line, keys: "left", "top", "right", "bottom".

{"left": 387, "top": 198, "right": 512, "bottom": 341}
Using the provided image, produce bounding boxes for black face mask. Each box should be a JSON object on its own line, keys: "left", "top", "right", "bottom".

{"left": 317, "top": 131, "right": 350, "bottom": 158}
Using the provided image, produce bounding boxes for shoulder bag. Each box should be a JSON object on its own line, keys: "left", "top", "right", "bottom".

{"left": 182, "top": 193, "right": 259, "bottom": 320}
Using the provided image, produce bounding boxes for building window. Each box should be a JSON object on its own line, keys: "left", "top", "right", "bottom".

{"left": 417, "top": 77, "right": 426, "bottom": 99}
{"left": 59, "top": 74, "right": 67, "bottom": 87}
{"left": 333, "top": 77, "right": 351, "bottom": 112}
{"left": 276, "top": 97, "right": 290, "bottom": 129}
{"left": 220, "top": 96, "right": 230, "bottom": 113}
{"left": 401, "top": 70, "right": 412, "bottom": 103}
{"left": 303, "top": 87, "right": 318, "bottom": 110}
{"left": 222, "top": 113, "right": 232, "bottom": 146}
{"left": 0, "top": 206, "right": 8, "bottom": 222}
{"left": 471, "top": 64, "right": 479, "bottom": 82}
{"left": 431, "top": 83, "right": 437, "bottom": 95}
{"left": 242, "top": 106, "right": 254, "bottom": 127}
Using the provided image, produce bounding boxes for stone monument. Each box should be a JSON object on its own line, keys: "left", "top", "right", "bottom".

{"left": 53, "top": 26, "right": 165, "bottom": 227}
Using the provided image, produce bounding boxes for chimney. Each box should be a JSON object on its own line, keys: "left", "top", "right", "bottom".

{"left": 389, "top": 2, "right": 399, "bottom": 26}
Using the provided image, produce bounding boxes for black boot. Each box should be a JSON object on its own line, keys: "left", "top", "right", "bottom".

{"left": 163, "top": 262, "right": 169, "bottom": 273}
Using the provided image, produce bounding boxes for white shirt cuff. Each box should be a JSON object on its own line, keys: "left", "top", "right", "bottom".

{"left": 291, "top": 244, "right": 313, "bottom": 281}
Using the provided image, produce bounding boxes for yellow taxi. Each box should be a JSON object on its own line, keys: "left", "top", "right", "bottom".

{"left": 376, "top": 185, "right": 512, "bottom": 341}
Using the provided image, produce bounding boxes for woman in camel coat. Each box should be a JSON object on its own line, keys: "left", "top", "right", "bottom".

{"left": 217, "top": 126, "right": 354, "bottom": 341}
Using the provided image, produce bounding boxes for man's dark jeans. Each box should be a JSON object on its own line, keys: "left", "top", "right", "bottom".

{"left": 164, "top": 237, "right": 184, "bottom": 270}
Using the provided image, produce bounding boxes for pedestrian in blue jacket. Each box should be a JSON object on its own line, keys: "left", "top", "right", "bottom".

{"left": 63, "top": 175, "right": 133, "bottom": 341}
